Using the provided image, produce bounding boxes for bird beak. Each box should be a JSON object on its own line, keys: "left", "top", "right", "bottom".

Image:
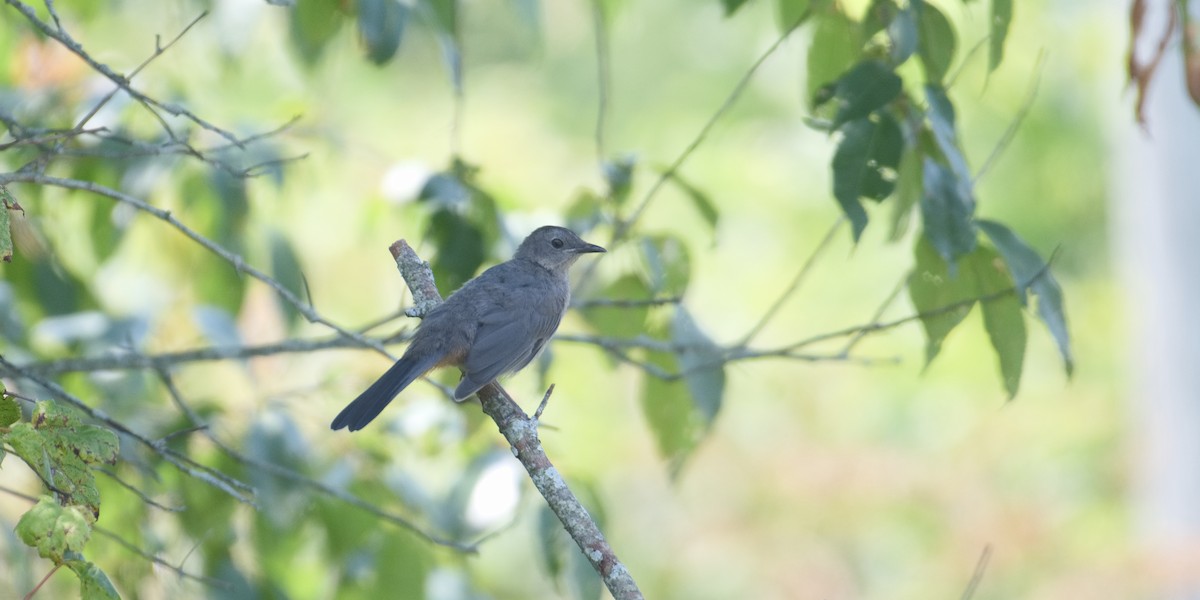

{"left": 575, "top": 242, "right": 607, "bottom": 254}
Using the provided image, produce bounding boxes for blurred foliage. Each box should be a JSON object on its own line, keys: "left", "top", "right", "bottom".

{"left": 0, "top": 0, "right": 1112, "bottom": 597}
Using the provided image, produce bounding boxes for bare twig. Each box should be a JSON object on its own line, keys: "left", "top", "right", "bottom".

{"left": 4, "top": 0, "right": 243, "bottom": 146}
{"left": 154, "top": 369, "right": 474, "bottom": 552}
{"left": 93, "top": 526, "right": 230, "bottom": 589}
{"left": 575, "top": 9, "right": 810, "bottom": 289}
{"left": 0, "top": 355, "right": 257, "bottom": 506}
{"left": 389, "top": 240, "right": 643, "bottom": 599}
{"left": 93, "top": 467, "right": 185, "bottom": 513}
{"left": 960, "top": 544, "right": 993, "bottom": 600}
{"left": 739, "top": 216, "right": 844, "bottom": 346}
{"left": 0, "top": 173, "right": 390, "bottom": 359}
{"left": 974, "top": 50, "right": 1045, "bottom": 184}
{"left": 533, "top": 384, "right": 555, "bottom": 422}
{"left": 573, "top": 296, "right": 681, "bottom": 309}
{"left": 591, "top": 0, "right": 611, "bottom": 163}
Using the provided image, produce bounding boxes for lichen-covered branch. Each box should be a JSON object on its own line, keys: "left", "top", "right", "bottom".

{"left": 390, "top": 240, "right": 645, "bottom": 600}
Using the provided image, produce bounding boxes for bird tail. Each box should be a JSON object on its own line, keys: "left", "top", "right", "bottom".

{"left": 331, "top": 351, "right": 442, "bottom": 431}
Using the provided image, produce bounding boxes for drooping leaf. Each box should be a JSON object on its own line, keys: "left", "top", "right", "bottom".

{"left": 832, "top": 113, "right": 904, "bottom": 241}
{"left": 601, "top": 155, "right": 636, "bottom": 206}
{"left": 888, "top": 4, "right": 919, "bottom": 65}
{"left": 641, "top": 346, "right": 702, "bottom": 477}
{"left": 925, "top": 85, "right": 973, "bottom": 189}
{"left": 908, "top": 236, "right": 976, "bottom": 364}
{"left": 919, "top": 158, "right": 976, "bottom": 267}
{"left": 290, "top": 0, "right": 344, "bottom": 65}
{"left": 66, "top": 559, "right": 120, "bottom": 600}
{"left": 832, "top": 60, "right": 903, "bottom": 129}
{"left": 660, "top": 169, "right": 719, "bottom": 233}
{"left": 639, "top": 235, "right": 691, "bottom": 296}
{"left": 915, "top": 0, "right": 956, "bottom": 83}
{"left": 671, "top": 307, "right": 725, "bottom": 424}
{"left": 910, "top": 238, "right": 1028, "bottom": 394}
{"left": 358, "top": 0, "right": 408, "bottom": 65}
{"left": 806, "top": 10, "right": 862, "bottom": 109}
{"left": 980, "top": 284, "right": 1026, "bottom": 398}
{"left": 978, "top": 219, "right": 1073, "bottom": 375}
{"left": 989, "top": 0, "right": 1013, "bottom": 71}
{"left": 15, "top": 496, "right": 92, "bottom": 563}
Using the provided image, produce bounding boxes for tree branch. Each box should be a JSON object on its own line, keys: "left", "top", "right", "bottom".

{"left": 388, "top": 240, "right": 644, "bottom": 599}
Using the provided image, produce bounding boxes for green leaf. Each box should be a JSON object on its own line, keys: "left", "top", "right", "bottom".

{"left": 7, "top": 403, "right": 119, "bottom": 517}
{"left": 16, "top": 496, "right": 92, "bottom": 563}
{"left": 358, "top": 0, "right": 408, "bottom": 65}
{"left": 639, "top": 235, "right": 691, "bottom": 296}
{"left": 268, "top": 230, "right": 307, "bottom": 329}
{"left": 989, "top": 0, "right": 1013, "bottom": 71}
{"left": 421, "top": 0, "right": 462, "bottom": 92}
{"left": 980, "top": 284, "right": 1026, "bottom": 398}
{"left": 565, "top": 190, "right": 605, "bottom": 235}
{"left": 426, "top": 209, "right": 486, "bottom": 293}
{"left": 908, "top": 236, "right": 975, "bottom": 364}
{"left": 806, "top": 11, "right": 862, "bottom": 109}
{"left": 776, "top": 0, "right": 810, "bottom": 31}
{"left": 919, "top": 158, "right": 975, "bottom": 267}
{"left": 672, "top": 307, "right": 725, "bottom": 424}
{"left": 290, "top": 0, "right": 344, "bottom": 65}
{"left": 66, "top": 559, "right": 120, "bottom": 600}
{"left": 888, "top": 5, "right": 918, "bottom": 65}
{"left": 641, "top": 355, "right": 700, "bottom": 477}
{"left": 0, "top": 392, "right": 20, "bottom": 426}
{"left": 915, "top": 0, "right": 956, "bottom": 83}
{"left": 832, "top": 60, "right": 902, "bottom": 129}
{"left": 831, "top": 114, "right": 903, "bottom": 241}
{"left": 660, "top": 169, "right": 719, "bottom": 233}
{"left": 925, "top": 85, "right": 973, "bottom": 188}
{"left": 978, "top": 219, "right": 1073, "bottom": 375}
{"left": 888, "top": 143, "right": 923, "bottom": 240}
{"left": 579, "top": 274, "right": 651, "bottom": 339}
{"left": 910, "top": 238, "right": 1028, "bottom": 394}
{"left": 720, "top": 0, "right": 753, "bottom": 16}
{"left": 601, "top": 155, "right": 635, "bottom": 206}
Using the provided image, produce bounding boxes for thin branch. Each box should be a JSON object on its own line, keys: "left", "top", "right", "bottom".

{"left": 71, "top": 11, "right": 209, "bottom": 135}
{"left": 154, "top": 369, "right": 474, "bottom": 552}
{"left": 533, "top": 384, "right": 555, "bottom": 422}
{"left": 0, "top": 484, "right": 226, "bottom": 588}
{"left": 573, "top": 296, "right": 681, "bottom": 309}
{"left": 0, "top": 172, "right": 389, "bottom": 359}
{"left": 738, "top": 216, "right": 844, "bottom": 346}
{"left": 960, "top": 544, "right": 993, "bottom": 600}
{"left": 0, "top": 355, "right": 257, "bottom": 506}
{"left": 591, "top": 0, "right": 611, "bottom": 163}
{"left": 389, "top": 240, "right": 643, "bottom": 599}
{"left": 575, "top": 9, "right": 810, "bottom": 289}
{"left": 92, "top": 526, "right": 229, "bottom": 588}
{"left": 94, "top": 467, "right": 185, "bottom": 513}
{"left": 973, "top": 50, "right": 1045, "bottom": 184}
{"left": 4, "top": 0, "right": 243, "bottom": 147}
{"left": 838, "top": 273, "right": 907, "bottom": 356}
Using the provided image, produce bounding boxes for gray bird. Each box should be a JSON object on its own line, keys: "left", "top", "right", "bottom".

{"left": 332, "top": 225, "right": 606, "bottom": 431}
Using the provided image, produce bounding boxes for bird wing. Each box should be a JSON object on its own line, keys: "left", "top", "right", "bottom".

{"left": 456, "top": 293, "right": 564, "bottom": 399}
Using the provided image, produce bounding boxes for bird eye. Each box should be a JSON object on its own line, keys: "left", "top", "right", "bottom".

{"left": 551, "top": 238, "right": 564, "bottom": 249}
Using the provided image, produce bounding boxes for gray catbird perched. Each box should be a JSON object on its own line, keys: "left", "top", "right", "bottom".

{"left": 331, "top": 225, "right": 606, "bottom": 431}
